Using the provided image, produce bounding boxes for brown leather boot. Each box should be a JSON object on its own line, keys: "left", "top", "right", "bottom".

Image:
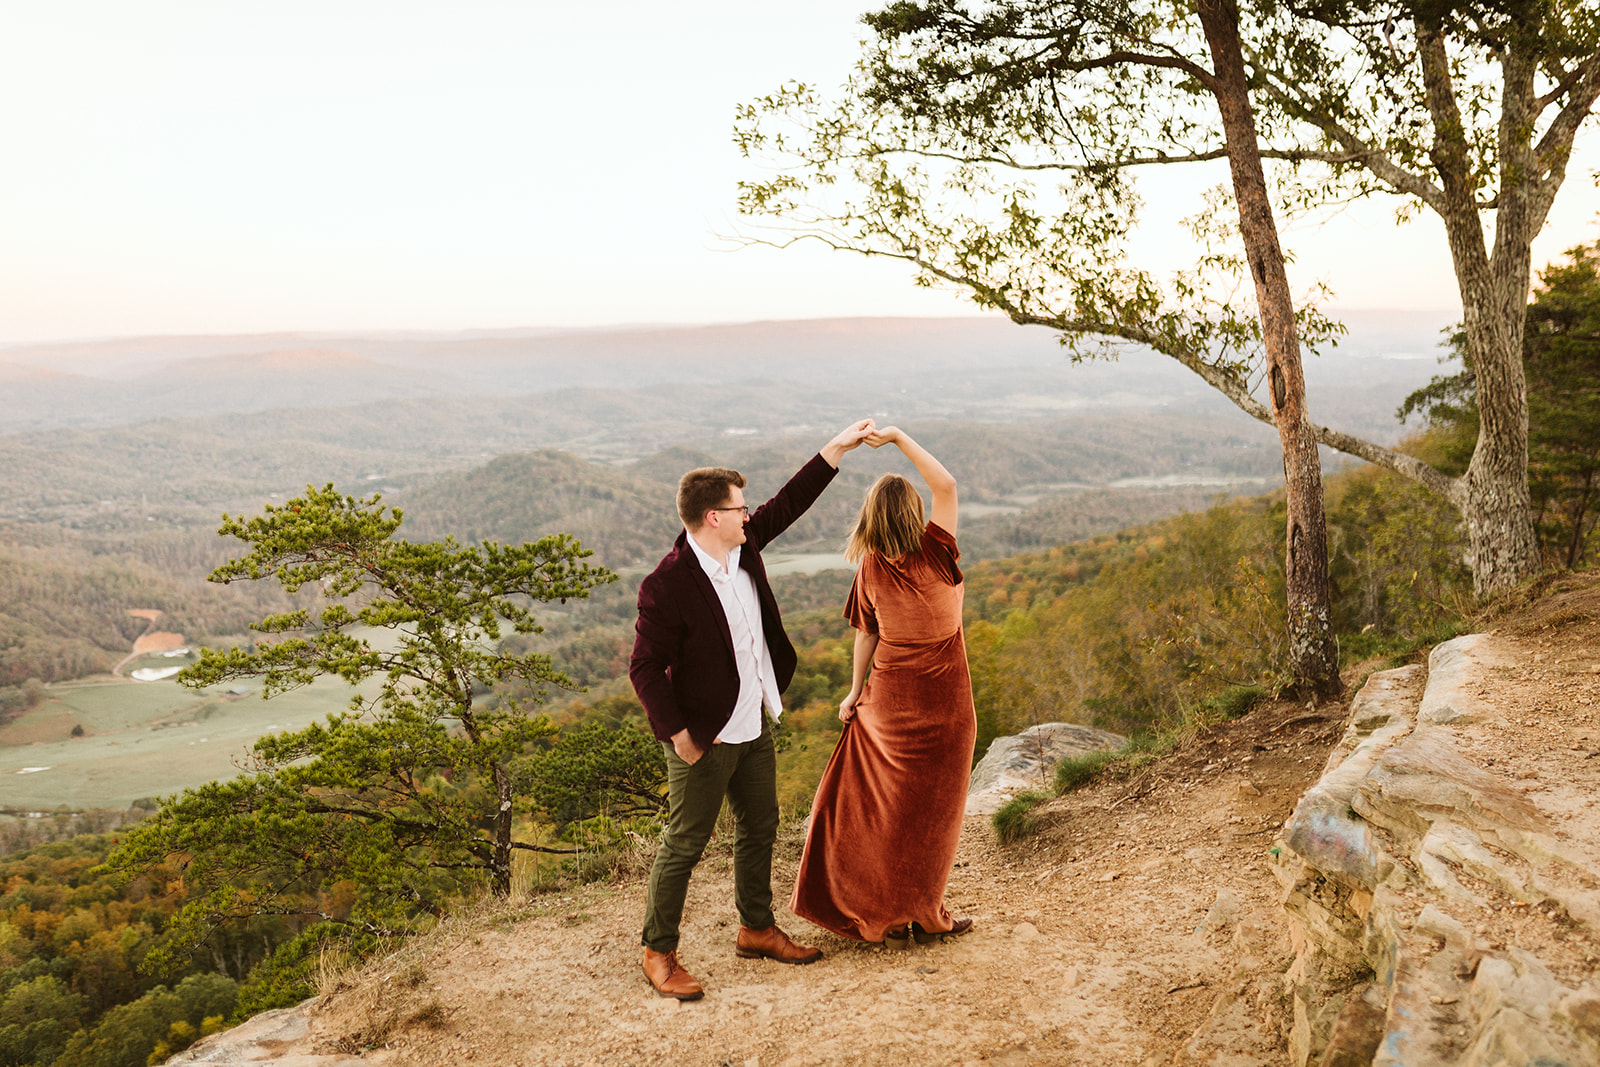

{"left": 642, "top": 948, "right": 704, "bottom": 1000}
{"left": 735, "top": 923, "right": 823, "bottom": 965}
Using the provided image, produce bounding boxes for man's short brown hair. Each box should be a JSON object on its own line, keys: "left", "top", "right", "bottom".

{"left": 678, "top": 467, "right": 746, "bottom": 529}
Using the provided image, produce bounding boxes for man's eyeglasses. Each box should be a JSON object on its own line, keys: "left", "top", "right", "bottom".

{"left": 710, "top": 506, "right": 750, "bottom": 516}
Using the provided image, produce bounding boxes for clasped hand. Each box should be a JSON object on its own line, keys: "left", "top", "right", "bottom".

{"left": 820, "top": 418, "right": 877, "bottom": 467}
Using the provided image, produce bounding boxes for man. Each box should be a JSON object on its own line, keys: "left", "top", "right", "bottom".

{"left": 630, "top": 418, "right": 874, "bottom": 1001}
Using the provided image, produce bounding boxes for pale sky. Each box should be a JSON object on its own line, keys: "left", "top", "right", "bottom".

{"left": 1, "top": 1, "right": 1595, "bottom": 344}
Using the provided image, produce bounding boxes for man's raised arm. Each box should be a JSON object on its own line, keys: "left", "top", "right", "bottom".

{"left": 746, "top": 419, "right": 875, "bottom": 549}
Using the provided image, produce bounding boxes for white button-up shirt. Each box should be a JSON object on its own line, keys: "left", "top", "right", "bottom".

{"left": 687, "top": 533, "right": 782, "bottom": 743}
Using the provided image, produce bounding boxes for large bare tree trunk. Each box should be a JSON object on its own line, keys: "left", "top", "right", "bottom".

{"left": 1420, "top": 21, "right": 1543, "bottom": 596}
{"left": 1459, "top": 315, "right": 1540, "bottom": 594}
{"left": 1198, "top": 0, "right": 1341, "bottom": 697}
{"left": 1450, "top": 237, "right": 1539, "bottom": 595}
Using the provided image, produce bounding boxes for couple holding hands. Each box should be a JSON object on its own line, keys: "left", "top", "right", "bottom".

{"left": 629, "top": 418, "right": 976, "bottom": 1000}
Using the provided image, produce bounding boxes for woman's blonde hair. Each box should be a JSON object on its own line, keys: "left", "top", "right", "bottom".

{"left": 845, "top": 474, "right": 925, "bottom": 563}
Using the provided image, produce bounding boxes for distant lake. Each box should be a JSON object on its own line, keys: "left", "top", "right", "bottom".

{"left": 765, "top": 552, "right": 854, "bottom": 576}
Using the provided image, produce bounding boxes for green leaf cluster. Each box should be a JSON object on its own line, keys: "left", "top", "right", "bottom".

{"left": 1326, "top": 457, "right": 1474, "bottom": 636}
{"left": 521, "top": 717, "right": 667, "bottom": 832}
{"left": 739, "top": 0, "right": 1596, "bottom": 371}
{"left": 1525, "top": 241, "right": 1600, "bottom": 569}
{"left": 735, "top": 0, "right": 1369, "bottom": 405}
{"left": 963, "top": 498, "right": 1290, "bottom": 744}
{"left": 52, "top": 973, "right": 234, "bottom": 1067}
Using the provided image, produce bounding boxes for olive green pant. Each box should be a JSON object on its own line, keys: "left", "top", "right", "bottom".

{"left": 641, "top": 718, "right": 778, "bottom": 953}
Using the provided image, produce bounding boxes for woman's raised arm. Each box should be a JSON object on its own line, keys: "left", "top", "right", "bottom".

{"left": 869, "top": 427, "right": 957, "bottom": 535}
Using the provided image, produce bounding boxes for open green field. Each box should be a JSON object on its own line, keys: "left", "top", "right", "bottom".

{"left": 0, "top": 674, "right": 382, "bottom": 810}
{"left": 0, "top": 627, "right": 409, "bottom": 809}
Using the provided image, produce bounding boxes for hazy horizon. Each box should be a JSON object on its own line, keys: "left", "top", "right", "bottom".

{"left": 3, "top": 3, "right": 1592, "bottom": 344}
{"left": 0, "top": 307, "right": 1460, "bottom": 358}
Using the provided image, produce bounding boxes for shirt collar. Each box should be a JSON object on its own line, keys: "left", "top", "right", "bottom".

{"left": 687, "top": 529, "right": 740, "bottom": 580}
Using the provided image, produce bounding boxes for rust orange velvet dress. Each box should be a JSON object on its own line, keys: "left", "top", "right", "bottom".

{"left": 790, "top": 521, "right": 977, "bottom": 942}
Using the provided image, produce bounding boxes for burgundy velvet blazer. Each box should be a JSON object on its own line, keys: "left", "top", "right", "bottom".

{"left": 630, "top": 453, "right": 838, "bottom": 751}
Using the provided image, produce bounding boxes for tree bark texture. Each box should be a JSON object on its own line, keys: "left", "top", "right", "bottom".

{"left": 461, "top": 693, "right": 515, "bottom": 898}
{"left": 491, "top": 763, "right": 514, "bottom": 897}
{"left": 1198, "top": 0, "right": 1341, "bottom": 697}
{"left": 1418, "top": 20, "right": 1542, "bottom": 596}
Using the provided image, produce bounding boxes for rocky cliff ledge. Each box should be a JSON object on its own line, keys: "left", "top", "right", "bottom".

{"left": 1274, "top": 627, "right": 1600, "bottom": 1066}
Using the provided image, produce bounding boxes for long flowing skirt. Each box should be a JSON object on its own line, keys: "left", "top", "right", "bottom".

{"left": 789, "top": 632, "right": 976, "bottom": 942}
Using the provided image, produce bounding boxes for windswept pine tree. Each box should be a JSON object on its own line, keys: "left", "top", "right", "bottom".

{"left": 109, "top": 485, "right": 626, "bottom": 990}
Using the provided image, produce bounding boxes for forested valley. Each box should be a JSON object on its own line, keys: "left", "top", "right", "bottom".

{"left": 2, "top": 279, "right": 1596, "bottom": 1067}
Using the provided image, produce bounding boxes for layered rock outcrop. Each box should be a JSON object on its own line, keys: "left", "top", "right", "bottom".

{"left": 1273, "top": 635, "right": 1600, "bottom": 1066}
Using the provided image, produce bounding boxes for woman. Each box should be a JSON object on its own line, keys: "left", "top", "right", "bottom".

{"left": 790, "top": 426, "right": 977, "bottom": 947}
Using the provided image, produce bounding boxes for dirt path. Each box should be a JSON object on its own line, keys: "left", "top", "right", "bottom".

{"left": 298, "top": 693, "right": 1354, "bottom": 1067}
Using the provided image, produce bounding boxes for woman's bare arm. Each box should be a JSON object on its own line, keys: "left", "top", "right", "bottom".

{"left": 839, "top": 629, "right": 880, "bottom": 722}
{"left": 869, "top": 427, "right": 957, "bottom": 535}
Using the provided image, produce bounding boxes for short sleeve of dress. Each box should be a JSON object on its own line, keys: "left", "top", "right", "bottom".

{"left": 921, "top": 521, "right": 964, "bottom": 586}
{"left": 843, "top": 565, "right": 878, "bottom": 634}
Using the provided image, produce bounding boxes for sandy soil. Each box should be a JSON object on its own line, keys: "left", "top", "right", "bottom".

{"left": 307, "top": 701, "right": 1347, "bottom": 1066}
{"left": 300, "top": 572, "right": 1600, "bottom": 1066}
{"left": 132, "top": 630, "right": 188, "bottom": 654}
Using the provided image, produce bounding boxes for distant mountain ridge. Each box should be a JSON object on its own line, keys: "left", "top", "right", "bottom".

{"left": 2, "top": 311, "right": 1455, "bottom": 377}
{"left": 0, "top": 362, "right": 84, "bottom": 382}
{"left": 162, "top": 348, "right": 380, "bottom": 375}
{"left": 0, "top": 313, "right": 1453, "bottom": 437}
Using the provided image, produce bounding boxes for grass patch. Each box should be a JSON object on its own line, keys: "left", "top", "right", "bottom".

{"left": 1198, "top": 683, "right": 1267, "bottom": 720}
{"left": 1052, "top": 738, "right": 1164, "bottom": 794}
{"left": 1052, "top": 685, "right": 1266, "bottom": 797}
{"left": 1053, "top": 750, "right": 1120, "bottom": 793}
{"left": 991, "top": 790, "right": 1051, "bottom": 844}
{"left": 1339, "top": 622, "right": 1465, "bottom": 669}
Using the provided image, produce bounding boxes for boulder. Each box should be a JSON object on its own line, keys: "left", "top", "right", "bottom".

{"left": 966, "top": 722, "right": 1124, "bottom": 815}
